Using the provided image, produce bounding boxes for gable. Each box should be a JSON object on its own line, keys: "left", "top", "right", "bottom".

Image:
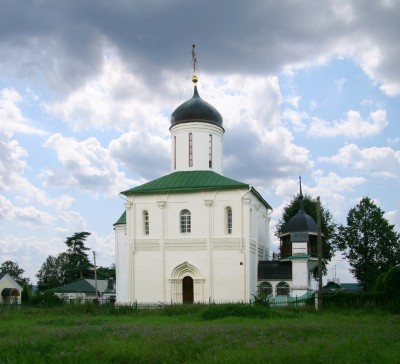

{"left": 0, "top": 273, "right": 23, "bottom": 291}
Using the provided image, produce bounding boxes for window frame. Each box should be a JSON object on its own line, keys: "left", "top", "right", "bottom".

{"left": 180, "top": 209, "right": 191, "bottom": 234}
{"left": 225, "top": 206, "right": 232, "bottom": 234}
{"left": 143, "top": 210, "right": 149, "bottom": 235}
{"left": 276, "top": 281, "right": 290, "bottom": 296}
{"left": 258, "top": 281, "right": 273, "bottom": 296}
{"left": 189, "top": 133, "right": 193, "bottom": 167}
{"left": 209, "top": 134, "right": 212, "bottom": 168}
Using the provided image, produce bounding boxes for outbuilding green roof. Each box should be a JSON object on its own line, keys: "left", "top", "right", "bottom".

{"left": 53, "top": 279, "right": 115, "bottom": 294}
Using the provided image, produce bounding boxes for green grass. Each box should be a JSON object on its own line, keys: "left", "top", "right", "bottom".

{"left": 0, "top": 304, "right": 399, "bottom": 363}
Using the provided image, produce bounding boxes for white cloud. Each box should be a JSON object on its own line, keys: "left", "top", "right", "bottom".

{"left": 44, "top": 52, "right": 170, "bottom": 135}
{"left": 319, "top": 144, "right": 400, "bottom": 178}
{"left": 309, "top": 109, "right": 388, "bottom": 139}
{"left": 109, "top": 130, "right": 170, "bottom": 180}
{"left": 285, "top": 95, "right": 301, "bottom": 109}
{"left": 43, "top": 133, "right": 134, "bottom": 195}
{"left": 335, "top": 78, "right": 347, "bottom": 91}
{"left": 0, "top": 194, "right": 55, "bottom": 226}
{"left": 58, "top": 210, "right": 88, "bottom": 232}
{"left": 0, "top": 88, "right": 46, "bottom": 136}
{"left": 282, "top": 109, "right": 308, "bottom": 132}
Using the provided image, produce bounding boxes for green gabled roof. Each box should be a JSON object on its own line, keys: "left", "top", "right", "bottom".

{"left": 114, "top": 211, "right": 126, "bottom": 226}
{"left": 116, "top": 171, "right": 272, "bottom": 225}
{"left": 53, "top": 279, "right": 96, "bottom": 294}
{"left": 53, "top": 279, "right": 114, "bottom": 294}
{"left": 121, "top": 170, "right": 248, "bottom": 195}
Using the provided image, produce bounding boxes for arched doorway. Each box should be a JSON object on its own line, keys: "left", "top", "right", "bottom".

{"left": 170, "top": 262, "right": 204, "bottom": 303}
{"left": 1, "top": 288, "right": 20, "bottom": 304}
{"left": 182, "top": 276, "right": 194, "bottom": 303}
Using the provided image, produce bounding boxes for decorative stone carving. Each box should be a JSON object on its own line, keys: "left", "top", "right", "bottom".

{"left": 165, "top": 238, "right": 207, "bottom": 250}
{"left": 135, "top": 239, "right": 161, "bottom": 251}
{"left": 212, "top": 238, "right": 241, "bottom": 250}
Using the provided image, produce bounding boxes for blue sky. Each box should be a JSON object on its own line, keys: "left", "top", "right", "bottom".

{"left": 0, "top": 1, "right": 399, "bottom": 285}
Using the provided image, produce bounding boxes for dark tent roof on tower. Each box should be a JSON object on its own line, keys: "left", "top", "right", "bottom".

{"left": 170, "top": 86, "right": 223, "bottom": 129}
{"left": 281, "top": 179, "right": 318, "bottom": 235}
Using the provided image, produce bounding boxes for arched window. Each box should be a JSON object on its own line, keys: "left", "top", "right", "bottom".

{"left": 189, "top": 133, "right": 193, "bottom": 167}
{"left": 180, "top": 209, "right": 191, "bottom": 233}
{"left": 225, "top": 206, "right": 232, "bottom": 234}
{"left": 209, "top": 134, "right": 212, "bottom": 168}
{"left": 258, "top": 282, "right": 273, "bottom": 296}
{"left": 143, "top": 210, "right": 149, "bottom": 235}
{"left": 276, "top": 281, "right": 290, "bottom": 296}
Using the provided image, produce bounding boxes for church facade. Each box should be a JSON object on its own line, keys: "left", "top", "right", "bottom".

{"left": 114, "top": 67, "right": 317, "bottom": 305}
{"left": 114, "top": 73, "right": 273, "bottom": 304}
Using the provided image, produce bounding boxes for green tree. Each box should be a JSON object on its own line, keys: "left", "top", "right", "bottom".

{"left": 64, "top": 232, "right": 93, "bottom": 282}
{"left": 0, "top": 260, "right": 30, "bottom": 286}
{"left": 337, "top": 197, "right": 400, "bottom": 291}
{"left": 21, "top": 284, "right": 30, "bottom": 304}
{"left": 36, "top": 253, "right": 70, "bottom": 291}
{"left": 96, "top": 263, "right": 116, "bottom": 279}
{"left": 275, "top": 193, "right": 337, "bottom": 278}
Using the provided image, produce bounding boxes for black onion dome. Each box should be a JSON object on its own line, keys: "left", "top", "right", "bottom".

{"left": 281, "top": 209, "right": 318, "bottom": 234}
{"left": 170, "top": 86, "right": 223, "bottom": 129}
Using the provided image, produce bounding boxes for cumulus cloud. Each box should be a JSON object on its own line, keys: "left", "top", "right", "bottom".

{"left": 109, "top": 130, "right": 170, "bottom": 181}
{"left": 0, "top": 88, "right": 46, "bottom": 136}
{"left": 44, "top": 52, "right": 171, "bottom": 134}
{"left": 319, "top": 144, "right": 400, "bottom": 178}
{"left": 282, "top": 109, "right": 308, "bottom": 132}
{"left": 1, "top": 1, "right": 399, "bottom": 96}
{"left": 43, "top": 133, "right": 135, "bottom": 195}
{"left": 309, "top": 109, "right": 388, "bottom": 139}
{"left": 0, "top": 194, "right": 55, "bottom": 226}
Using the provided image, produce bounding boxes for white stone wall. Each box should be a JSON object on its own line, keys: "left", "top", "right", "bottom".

{"left": 115, "top": 188, "right": 271, "bottom": 304}
{"left": 170, "top": 122, "right": 224, "bottom": 174}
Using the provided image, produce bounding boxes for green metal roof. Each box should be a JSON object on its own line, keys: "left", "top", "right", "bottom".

{"left": 116, "top": 171, "right": 272, "bottom": 226}
{"left": 121, "top": 170, "right": 248, "bottom": 195}
{"left": 53, "top": 279, "right": 96, "bottom": 293}
{"left": 114, "top": 211, "right": 126, "bottom": 226}
{"left": 53, "top": 279, "right": 115, "bottom": 294}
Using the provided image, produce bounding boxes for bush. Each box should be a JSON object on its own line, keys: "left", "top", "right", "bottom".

{"left": 374, "top": 272, "right": 387, "bottom": 292}
{"left": 384, "top": 266, "right": 400, "bottom": 299}
{"left": 253, "top": 290, "right": 271, "bottom": 307}
{"left": 30, "top": 291, "right": 64, "bottom": 306}
{"left": 322, "top": 292, "right": 388, "bottom": 309}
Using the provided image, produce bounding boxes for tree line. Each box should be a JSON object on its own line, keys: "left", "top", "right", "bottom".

{"left": 1, "top": 196, "right": 399, "bottom": 294}
{"left": 1, "top": 232, "right": 115, "bottom": 292}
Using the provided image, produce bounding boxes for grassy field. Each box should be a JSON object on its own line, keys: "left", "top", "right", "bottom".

{"left": 0, "top": 304, "right": 399, "bottom": 363}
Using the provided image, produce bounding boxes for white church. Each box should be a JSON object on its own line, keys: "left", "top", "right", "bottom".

{"left": 114, "top": 55, "right": 318, "bottom": 304}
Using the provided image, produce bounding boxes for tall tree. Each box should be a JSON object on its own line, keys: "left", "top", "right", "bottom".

{"left": 0, "top": 260, "right": 30, "bottom": 286}
{"left": 64, "top": 232, "right": 93, "bottom": 282}
{"left": 275, "top": 193, "right": 337, "bottom": 278}
{"left": 337, "top": 197, "right": 400, "bottom": 291}
{"left": 36, "top": 253, "right": 70, "bottom": 291}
